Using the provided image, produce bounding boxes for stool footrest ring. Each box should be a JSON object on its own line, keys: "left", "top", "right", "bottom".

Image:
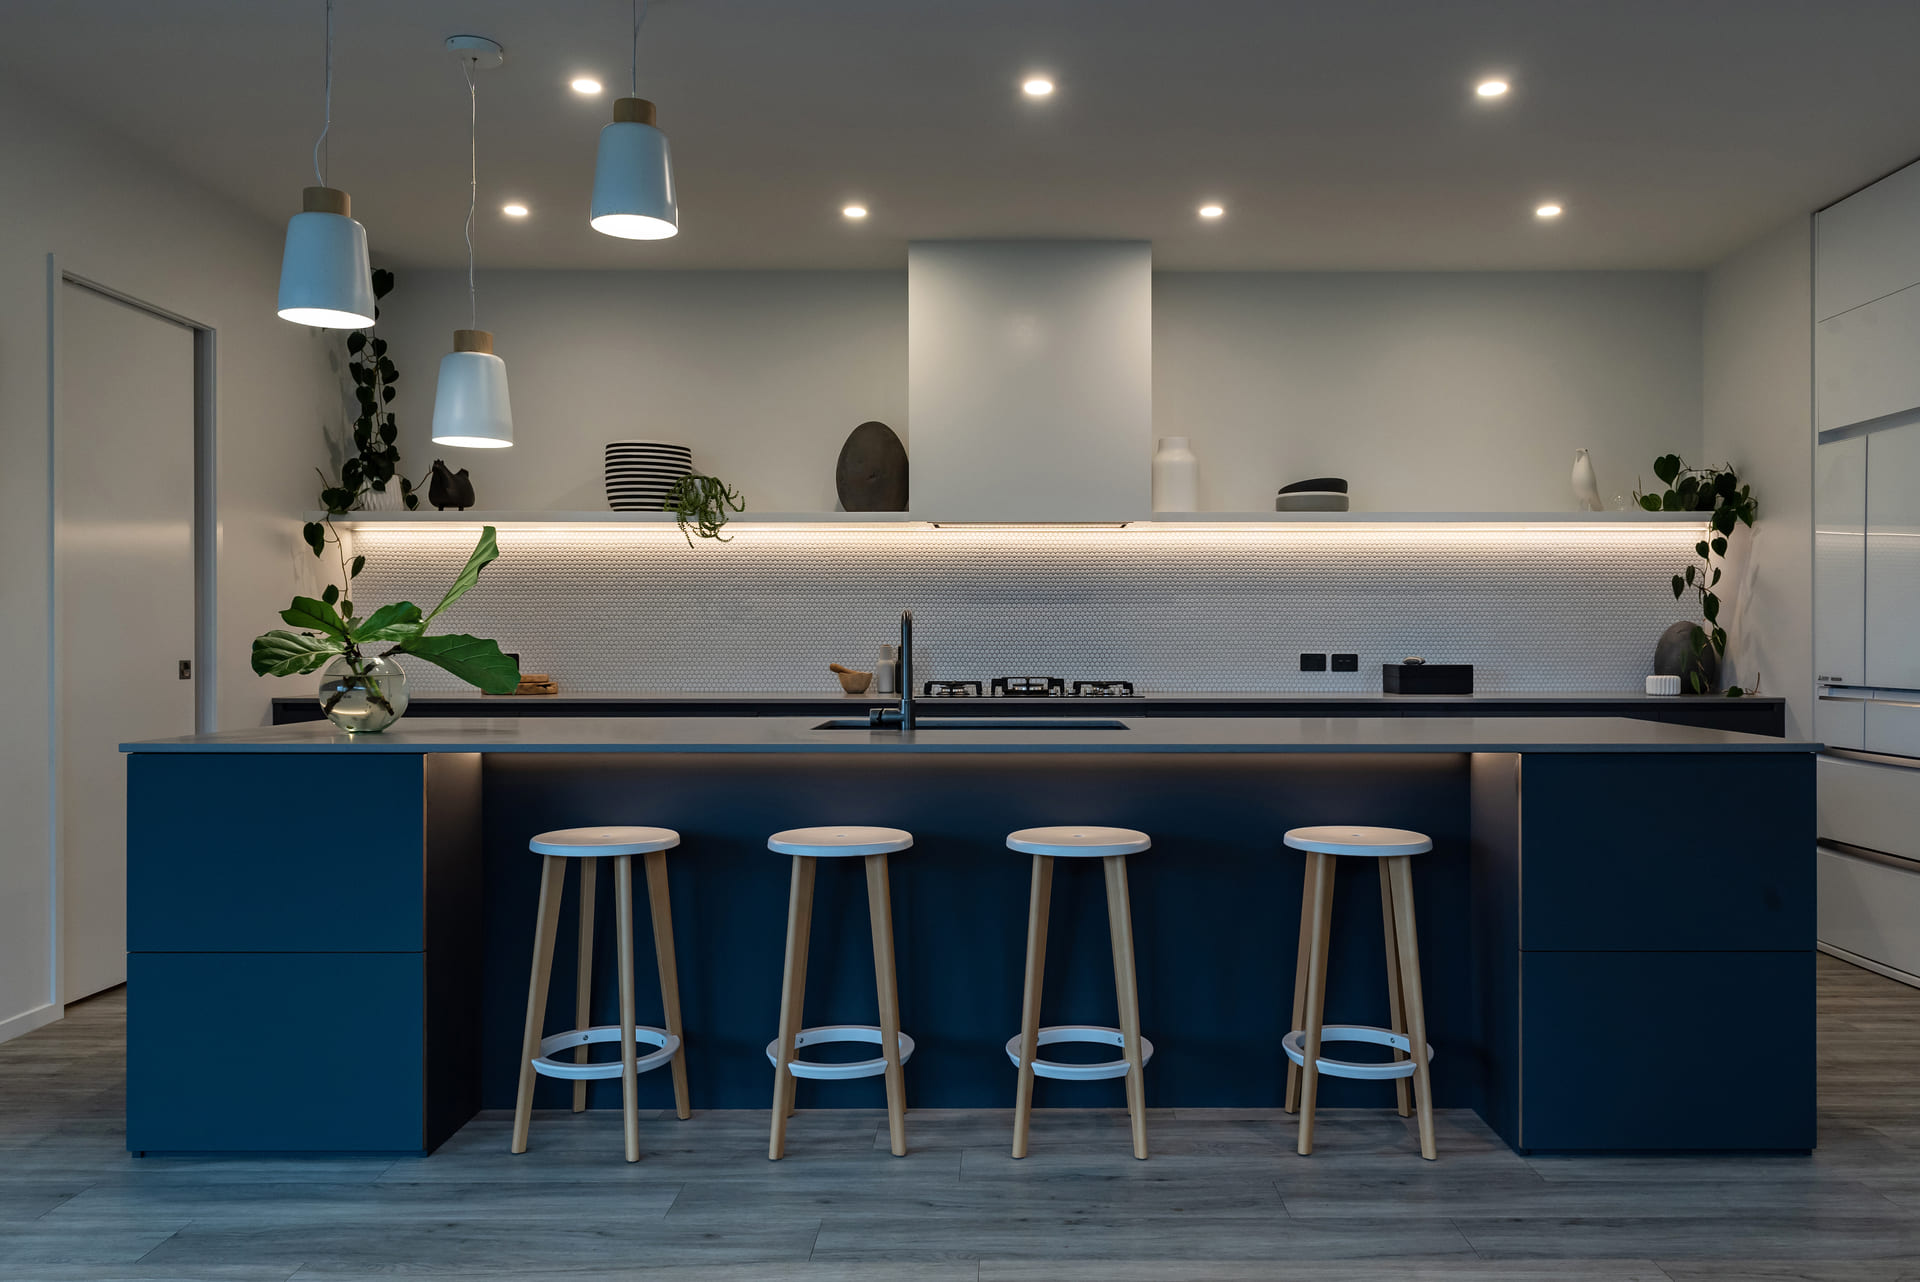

{"left": 1282, "top": 1025, "right": 1435, "bottom": 1081}
{"left": 531, "top": 1025, "right": 680, "bottom": 1081}
{"left": 765, "top": 1024, "right": 916, "bottom": 1081}
{"left": 1004, "top": 1025, "right": 1155, "bottom": 1081}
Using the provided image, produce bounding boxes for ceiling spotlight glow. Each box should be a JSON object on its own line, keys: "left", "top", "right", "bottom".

{"left": 1535, "top": 202, "right": 1563, "bottom": 219}
{"left": 571, "top": 77, "right": 603, "bottom": 95}
{"left": 1022, "top": 77, "right": 1055, "bottom": 97}
{"left": 502, "top": 203, "right": 529, "bottom": 217}
{"left": 1476, "top": 78, "right": 1510, "bottom": 98}
{"left": 842, "top": 204, "right": 869, "bottom": 219}
{"left": 1198, "top": 204, "right": 1224, "bottom": 219}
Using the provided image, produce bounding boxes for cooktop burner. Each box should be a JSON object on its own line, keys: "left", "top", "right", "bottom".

{"left": 919, "top": 678, "right": 1137, "bottom": 699}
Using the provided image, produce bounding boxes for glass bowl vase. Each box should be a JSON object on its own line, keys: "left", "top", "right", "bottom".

{"left": 317, "top": 654, "right": 410, "bottom": 733}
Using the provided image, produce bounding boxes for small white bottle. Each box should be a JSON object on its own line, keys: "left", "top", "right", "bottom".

{"left": 875, "top": 644, "right": 898, "bottom": 695}
{"left": 1152, "top": 436, "right": 1199, "bottom": 513}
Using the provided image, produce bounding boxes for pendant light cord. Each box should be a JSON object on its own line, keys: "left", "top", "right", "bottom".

{"left": 462, "top": 56, "right": 478, "bottom": 330}
{"left": 312, "top": 0, "right": 333, "bottom": 185}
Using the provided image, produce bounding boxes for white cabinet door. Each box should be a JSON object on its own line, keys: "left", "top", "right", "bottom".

{"left": 1816, "top": 435, "right": 1867, "bottom": 748}
{"left": 1815, "top": 157, "right": 1920, "bottom": 321}
{"left": 1815, "top": 283, "right": 1920, "bottom": 434}
{"left": 1866, "top": 425, "right": 1920, "bottom": 693}
{"left": 56, "top": 283, "right": 196, "bottom": 1002}
{"left": 908, "top": 241, "right": 1151, "bottom": 522}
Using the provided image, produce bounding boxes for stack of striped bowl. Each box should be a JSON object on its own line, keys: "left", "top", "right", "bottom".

{"left": 605, "top": 441, "right": 693, "bottom": 510}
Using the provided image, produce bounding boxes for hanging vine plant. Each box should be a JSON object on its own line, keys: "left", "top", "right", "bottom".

{"left": 1634, "top": 454, "right": 1759, "bottom": 696}
{"left": 308, "top": 269, "right": 414, "bottom": 555}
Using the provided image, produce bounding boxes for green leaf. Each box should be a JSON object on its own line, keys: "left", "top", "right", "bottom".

{"left": 1688, "top": 669, "right": 1705, "bottom": 694}
{"left": 1726, "top": 685, "right": 1747, "bottom": 698}
{"left": 280, "top": 595, "right": 349, "bottom": 639}
{"left": 1638, "top": 494, "right": 1662, "bottom": 512}
{"left": 320, "top": 486, "right": 356, "bottom": 514}
{"left": 321, "top": 583, "right": 339, "bottom": 606}
{"left": 1685, "top": 564, "right": 1696, "bottom": 585}
{"left": 382, "top": 385, "right": 395, "bottom": 403}
{"left": 371, "top": 268, "right": 394, "bottom": 299}
{"left": 1654, "top": 454, "right": 1681, "bottom": 485}
{"left": 1711, "top": 536, "right": 1728, "bottom": 556}
{"left": 372, "top": 337, "right": 388, "bottom": 358}
{"left": 346, "top": 331, "right": 366, "bottom": 355}
{"left": 1695, "top": 540, "right": 1709, "bottom": 558}
{"left": 302, "top": 521, "right": 326, "bottom": 557}
{"left": 396, "top": 633, "right": 521, "bottom": 694}
{"left": 1711, "top": 507, "right": 1737, "bottom": 535}
{"left": 1703, "top": 592, "right": 1720, "bottom": 623}
{"left": 422, "top": 527, "right": 501, "bottom": 625}
{"left": 251, "top": 629, "right": 343, "bottom": 677}
{"left": 1671, "top": 574, "right": 1684, "bottom": 598}
{"left": 1710, "top": 566, "right": 1721, "bottom": 586}
{"left": 350, "top": 555, "right": 367, "bottom": 579}
{"left": 351, "top": 601, "right": 425, "bottom": 643}
{"left": 1712, "top": 626, "right": 1728, "bottom": 652}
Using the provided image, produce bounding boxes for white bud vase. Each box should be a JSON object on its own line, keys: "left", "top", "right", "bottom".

{"left": 1152, "top": 436, "right": 1199, "bottom": 513}
{"left": 1571, "top": 448, "right": 1603, "bottom": 512}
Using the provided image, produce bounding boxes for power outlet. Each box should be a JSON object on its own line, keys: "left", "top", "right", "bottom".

{"left": 1331, "top": 653, "right": 1359, "bottom": 672}
{"left": 1299, "top": 653, "right": 1327, "bottom": 672}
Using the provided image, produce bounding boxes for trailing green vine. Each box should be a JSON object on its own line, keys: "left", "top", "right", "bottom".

{"left": 1634, "top": 454, "right": 1759, "bottom": 696}
{"left": 665, "top": 473, "right": 745, "bottom": 545}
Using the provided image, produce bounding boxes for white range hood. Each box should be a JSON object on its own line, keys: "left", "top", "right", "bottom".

{"left": 907, "top": 241, "right": 1152, "bottom": 522}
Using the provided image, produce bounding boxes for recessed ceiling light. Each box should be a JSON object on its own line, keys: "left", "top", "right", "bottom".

{"left": 502, "top": 203, "right": 529, "bottom": 218}
{"left": 1198, "top": 204, "right": 1224, "bottom": 219}
{"left": 1022, "top": 77, "right": 1055, "bottom": 97}
{"left": 570, "top": 77, "right": 603, "bottom": 95}
{"left": 1475, "top": 78, "right": 1510, "bottom": 98}
{"left": 842, "top": 204, "right": 868, "bottom": 219}
{"left": 1535, "top": 202, "right": 1563, "bottom": 219}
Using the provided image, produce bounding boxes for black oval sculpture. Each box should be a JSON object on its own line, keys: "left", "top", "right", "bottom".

{"left": 1653, "top": 620, "right": 1719, "bottom": 693}
{"left": 428, "top": 460, "right": 475, "bottom": 512}
{"left": 835, "top": 421, "right": 908, "bottom": 511}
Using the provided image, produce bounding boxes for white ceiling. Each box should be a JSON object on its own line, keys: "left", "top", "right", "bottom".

{"left": 8, "top": 0, "right": 1920, "bottom": 271}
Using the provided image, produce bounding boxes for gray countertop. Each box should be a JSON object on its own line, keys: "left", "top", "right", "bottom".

{"left": 124, "top": 715, "right": 1819, "bottom": 755}
{"left": 274, "top": 690, "right": 1783, "bottom": 705}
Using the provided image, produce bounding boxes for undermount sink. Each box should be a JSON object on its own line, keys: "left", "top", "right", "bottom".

{"left": 812, "top": 717, "right": 1130, "bottom": 731}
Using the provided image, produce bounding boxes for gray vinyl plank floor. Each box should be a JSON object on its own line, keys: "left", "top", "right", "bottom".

{"left": 3, "top": 958, "right": 1920, "bottom": 1279}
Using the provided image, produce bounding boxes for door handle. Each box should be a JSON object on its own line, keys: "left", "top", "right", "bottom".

{"left": 178, "top": 660, "right": 192, "bottom": 680}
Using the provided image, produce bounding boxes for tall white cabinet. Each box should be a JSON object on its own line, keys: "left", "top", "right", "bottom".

{"left": 1813, "top": 157, "right": 1920, "bottom": 984}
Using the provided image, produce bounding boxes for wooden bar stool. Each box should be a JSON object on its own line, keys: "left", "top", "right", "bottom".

{"left": 511, "top": 826, "right": 690, "bottom": 1163}
{"left": 1281, "top": 825, "right": 1437, "bottom": 1160}
{"left": 1005, "top": 826, "right": 1154, "bottom": 1161}
{"left": 765, "top": 826, "right": 914, "bottom": 1160}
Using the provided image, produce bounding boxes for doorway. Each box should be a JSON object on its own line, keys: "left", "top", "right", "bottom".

{"left": 52, "top": 270, "right": 212, "bottom": 1003}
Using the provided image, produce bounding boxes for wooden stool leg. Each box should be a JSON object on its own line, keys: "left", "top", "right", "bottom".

{"left": 572, "top": 857, "right": 597, "bottom": 1113}
{"left": 866, "top": 852, "right": 908, "bottom": 1157}
{"left": 1012, "top": 853, "right": 1054, "bottom": 1158}
{"left": 1104, "top": 854, "right": 1149, "bottom": 1161}
{"left": 511, "top": 855, "right": 566, "bottom": 1154}
{"left": 1387, "top": 856, "right": 1437, "bottom": 1160}
{"left": 643, "top": 849, "right": 692, "bottom": 1121}
{"left": 614, "top": 854, "right": 641, "bottom": 1163}
{"left": 1283, "top": 855, "right": 1316, "bottom": 1113}
{"left": 1378, "top": 860, "right": 1411, "bottom": 1118}
{"left": 769, "top": 855, "right": 816, "bottom": 1159}
{"left": 1296, "top": 852, "right": 1337, "bottom": 1156}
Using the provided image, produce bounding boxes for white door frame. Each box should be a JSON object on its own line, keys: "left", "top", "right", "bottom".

{"left": 44, "top": 254, "right": 217, "bottom": 1011}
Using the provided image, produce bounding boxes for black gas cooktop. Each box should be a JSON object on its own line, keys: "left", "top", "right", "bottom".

{"left": 921, "top": 678, "right": 1138, "bottom": 699}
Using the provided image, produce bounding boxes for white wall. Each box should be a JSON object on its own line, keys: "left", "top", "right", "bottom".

{"left": 0, "top": 85, "right": 334, "bottom": 1040}
{"left": 376, "top": 270, "right": 907, "bottom": 512}
{"left": 1154, "top": 272, "right": 1706, "bottom": 512}
{"left": 1703, "top": 218, "right": 1814, "bottom": 735}
{"left": 374, "top": 268, "right": 1705, "bottom": 517}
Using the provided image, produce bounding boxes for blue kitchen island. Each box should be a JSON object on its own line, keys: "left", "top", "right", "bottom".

{"left": 122, "top": 716, "right": 1817, "bottom": 1156}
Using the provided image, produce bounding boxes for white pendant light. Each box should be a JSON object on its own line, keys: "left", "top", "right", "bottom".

{"left": 589, "top": 0, "right": 678, "bottom": 240}
{"left": 277, "top": 0, "right": 376, "bottom": 328}
{"left": 432, "top": 37, "right": 513, "bottom": 449}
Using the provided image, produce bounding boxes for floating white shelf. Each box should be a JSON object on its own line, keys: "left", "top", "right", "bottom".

{"left": 318, "top": 509, "right": 1708, "bottom": 526}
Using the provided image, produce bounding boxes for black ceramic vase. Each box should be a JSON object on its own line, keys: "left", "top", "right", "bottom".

{"left": 1653, "top": 620, "right": 1719, "bottom": 694}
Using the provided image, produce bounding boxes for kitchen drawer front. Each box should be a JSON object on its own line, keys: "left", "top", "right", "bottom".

{"left": 1821, "top": 753, "right": 1920, "bottom": 857}
{"left": 1816, "top": 285, "right": 1920, "bottom": 432}
{"left": 1520, "top": 950, "right": 1814, "bottom": 1151}
{"left": 1519, "top": 753, "right": 1814, "bottom": 952}
{"left": 128, "top": 951, "right": 425, "bottom": 1152}
{"left": 1819, "top": 843, "right": 1920, "bottom": 980}
{"left": 128, "top": 752, "right": 426, "bottom": 952}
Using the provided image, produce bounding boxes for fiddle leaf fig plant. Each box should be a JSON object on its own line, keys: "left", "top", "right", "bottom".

{"left": 1634, "top": 455, "right": 1759, "bottom": 696}
{"left": 251, "top": 525, "right": 521, "bottom": 694}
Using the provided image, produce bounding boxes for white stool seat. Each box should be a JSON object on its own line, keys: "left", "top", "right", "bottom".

{"left": 1007, "top": 826, "right": 1151, "bottom": 857}
{"left": 1283, "top": 825, "right": 1431, "bottom": 857}
{"left": 530, "top": 826, "right": 681, "bottom": 857}
{"left": 768, "top": 826, "right": 913, "bottom": 857}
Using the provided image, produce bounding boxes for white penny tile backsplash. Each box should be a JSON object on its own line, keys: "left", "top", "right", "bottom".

{"left": 348, "top": 522, "right": 1707, "bottom": 695}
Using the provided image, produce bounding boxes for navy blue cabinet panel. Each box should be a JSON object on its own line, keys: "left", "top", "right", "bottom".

{"left": 128, "top": 753, "right": 426, "bottom": 952}
{"left": 128, "top": 951, "right": 425, "bottom": 1153}
{"left": 1518, "top": 753, "right": 1814, "bottom": 952}
{"left": 1520, "top": 950, "right": 1814, "bottom": 1152}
